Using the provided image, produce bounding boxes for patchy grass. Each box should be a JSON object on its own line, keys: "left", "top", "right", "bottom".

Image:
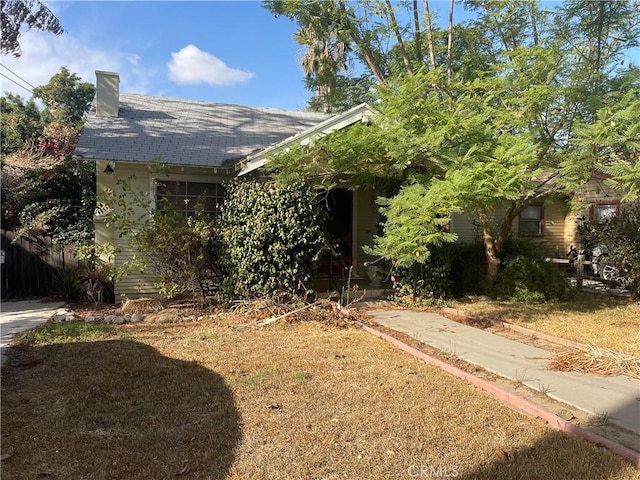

{"left": 449, "top": 294, "right": 640, "bottom": 356}
{"left": 2, "top": 317, "right": 638, "bottom": 479}
{"left": 16, "top": 321, "right": 114, "bottom": 346}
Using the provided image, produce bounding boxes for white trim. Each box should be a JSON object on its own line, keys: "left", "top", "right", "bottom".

{"left": 238, "top": 103, "right": 379, "bottom": 176}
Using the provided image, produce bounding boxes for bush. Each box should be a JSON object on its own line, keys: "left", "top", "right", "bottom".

{"left": 219, "top": 181, "right": 326, "bottom": 299}
{"left": 52, "top": 268, "right": 84, "bottom": 302}
{"left": 494, "top": 254, "right": 572, "bottom": 302}
{"left": 137, "top": 209, "right": 224, "bottom": 301}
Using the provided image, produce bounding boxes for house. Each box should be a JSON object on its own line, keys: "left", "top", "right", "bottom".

{"left": 76, "top": 71, "right": 623, "bottom": 299}
{"left": 75, "top": 71, "right": 381, "bottom": 298}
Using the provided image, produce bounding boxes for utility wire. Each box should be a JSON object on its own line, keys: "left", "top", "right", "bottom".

{"left": 0, "top": 72, "right": 33, "bottom": 94}
{"left": 0, "top": 63, "right": 37, "bottom": 90}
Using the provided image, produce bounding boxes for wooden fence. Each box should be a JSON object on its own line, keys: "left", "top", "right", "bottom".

{"left": 1, "top": 231, "right": 80, "bottom": 299}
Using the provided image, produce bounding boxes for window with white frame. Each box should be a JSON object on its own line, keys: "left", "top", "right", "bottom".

{"left": 519, "top": 205, "right": 544, "bottom": 236}
{"left": 155, "top": 180, "right": 226, "bottom": 219}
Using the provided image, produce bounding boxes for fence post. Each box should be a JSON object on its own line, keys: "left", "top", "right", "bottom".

{"left": 576, "top": 253, "right": 584, "bottom": 291}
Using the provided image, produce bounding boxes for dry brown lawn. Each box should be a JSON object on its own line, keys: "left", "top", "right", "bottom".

{"left": 2, "top": 315, "right": 638, "bottom": 480}
{"left": 449, "top": 295, "right": 640, "bottom": 356}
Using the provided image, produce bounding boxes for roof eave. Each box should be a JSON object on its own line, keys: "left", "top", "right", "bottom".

{"left": 238, "top": 103, "right": 379, "bottom": 176}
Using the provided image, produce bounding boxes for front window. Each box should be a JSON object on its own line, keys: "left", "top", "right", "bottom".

{"left": 519, "top": 205, "right": 543, "bottom": 236}
{"left": 155, "top": 180, "right": 226, "bottom": 219}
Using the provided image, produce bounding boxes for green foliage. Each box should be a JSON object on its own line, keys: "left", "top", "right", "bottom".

{"left": 16, "top": 157, "right": 95, "bottom": 244}
{"left": 52, "top": 268, "right": 84, "bottom": 302}
{"left": 387, "top": 242, "right": 457, "bottom": 303}
{"left": 494, "top": 254, "right": 573, "bottom": 303}
{"left": 365, "top": 182, "right": 458, "bottom": 269}
{"left": 0, "top": 93, "right": 43, "bottom": 154}
{"left": 32, "top": 66, "right": 95, "bottom": 126}
{"left": 219, "top": 181, "right": 326, "bottom": 299}
{"left": 74, "top": 244, "right": 118, "bottom": 304}
{"left": 137, "top": 209, "right": 224, "bottom": 301}
{"left": 266, "top": 1, "right": 640, "bottom": 287}
{"left": 449, "top": 242, "right": 488, "bottom": 297}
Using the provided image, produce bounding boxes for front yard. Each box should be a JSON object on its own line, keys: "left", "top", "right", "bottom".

{"left": 1, "top": 311, "right": 638, "bottom": 479}
{"left": 449, "top": 294, "right": 640, "bottom": 355}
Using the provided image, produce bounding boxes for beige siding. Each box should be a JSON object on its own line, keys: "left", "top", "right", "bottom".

{"left": 450, "top": 212, "right": 479, "bottom": 243}
{"left": 450, "top": 198, "right": 571, "bottom": 256}
{"left": 96, "top": 161, "right": 235, "bottom": 300}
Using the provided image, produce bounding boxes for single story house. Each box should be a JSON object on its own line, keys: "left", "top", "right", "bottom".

{"left": 75, "top": 71, "right": 622, "bottom": 299}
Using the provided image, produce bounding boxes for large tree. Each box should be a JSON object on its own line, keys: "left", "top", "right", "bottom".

{"left": 33, "top": 66, "right": 95, "bottom": 127}
{"left": 1, "top": 0, "right": 63, "bottom": 57}
{"left": 267, "top": 0, "right": 640, "bottom": 285}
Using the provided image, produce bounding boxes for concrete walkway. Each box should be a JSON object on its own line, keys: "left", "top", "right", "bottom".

{"left": 0, "top": 300, "right": 64, "bottom": 366}
{"left": 370, "top": 309, "right": 640, "bottom": 436}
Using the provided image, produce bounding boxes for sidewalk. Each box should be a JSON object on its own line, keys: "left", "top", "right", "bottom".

{"left": 0, "top": 300, "right": 65, "bottom": 366}
{"left": 369, "top": 308, "right": 640, "bottom": 437}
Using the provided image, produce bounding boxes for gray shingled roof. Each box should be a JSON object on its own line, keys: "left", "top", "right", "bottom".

{"left": 75, "top": 93, "right": 330, "bottom": 167}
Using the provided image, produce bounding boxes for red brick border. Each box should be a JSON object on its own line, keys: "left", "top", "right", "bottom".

{"left": 362, "top": 324, "right": 640, "bottom": 469}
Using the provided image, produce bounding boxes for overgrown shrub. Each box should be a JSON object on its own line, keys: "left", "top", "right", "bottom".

{"left": 137, "top": 209, "right": 224, "bottom": 300}
{"left": 388, "top": 243, "right": 456, "bottom": 302}
{"left": 494, "top": 253, "right": 572, "bottom": 302}
{"left": 219, "top": 181, "right": 326, "bottom": 299}
{"left": 449, "top": 242, "right": 488, "bottom": 296}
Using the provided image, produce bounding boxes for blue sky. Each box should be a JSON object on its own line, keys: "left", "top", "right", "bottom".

{"left": 0, "top": 0, "right": 477, "bottom": 110}
{"left": 1, "top": 1, "right": 638, "bottom": 111}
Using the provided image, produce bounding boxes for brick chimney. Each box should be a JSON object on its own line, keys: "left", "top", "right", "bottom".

{"left": 95, "top": 70, "right": 120, "bottom": 117}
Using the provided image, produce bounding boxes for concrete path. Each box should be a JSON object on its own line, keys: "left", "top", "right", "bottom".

{"left": 0, "top": 300, "right": 64, "bottom": 366}
{"left": 370, "top": 309, "right": 640, "bottom": 436}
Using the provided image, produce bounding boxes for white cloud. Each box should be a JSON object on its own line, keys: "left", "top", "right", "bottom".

{"left": 0, "top": 29, "right": 156, "bottom": 99}
{"left": 168, "top": 44, "right": 254, "bottom": 86}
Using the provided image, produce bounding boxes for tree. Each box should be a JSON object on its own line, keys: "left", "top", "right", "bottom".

{"left": 33, "top": 66, "right": 95, "bottom": 127}
{"left": 0, "top": 93, "right": 43, "bottom": 155}
{"left": 1, "top": 0, "right": 63, "bottom": 57}
{"left": 268, "top": 1, "right": 640, "bottom": 286}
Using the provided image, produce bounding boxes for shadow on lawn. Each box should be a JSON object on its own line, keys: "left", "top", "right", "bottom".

{"left": 1, "top": 339, "right": 241, "bottom": 479}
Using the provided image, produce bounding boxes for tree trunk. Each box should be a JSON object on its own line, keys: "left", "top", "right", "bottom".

{"left": 385, "top": 0, "right": 414, "bottom": 76}
{"left": 446, "top": 0, "right": 454, "bottom": 82}
{"left": 338, "top": 0, "right": 388, "bottom": 85}
{"left": 423, "top": 0, "right": 437, "bottom": 69}
{"left": 481, "top": 226, "right": 501, "bottom": 284}
{"left": 412, "top": 0, "right": 423, "bottom": 65}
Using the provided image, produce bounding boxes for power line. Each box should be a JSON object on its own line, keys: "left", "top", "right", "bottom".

{"left": 0, "top": 63, "right": 37, "bottom": 90}
{"left": 0, "top": 72, "right": 33, "bottom": 94}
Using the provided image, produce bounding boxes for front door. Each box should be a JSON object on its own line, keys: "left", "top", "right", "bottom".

{"left": 318, "top": 189, "right": 353, "bottom": 277}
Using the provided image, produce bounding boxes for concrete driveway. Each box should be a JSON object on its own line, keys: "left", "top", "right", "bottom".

{"left": 0, "top": 300, "right": 65, "bottom": 365}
